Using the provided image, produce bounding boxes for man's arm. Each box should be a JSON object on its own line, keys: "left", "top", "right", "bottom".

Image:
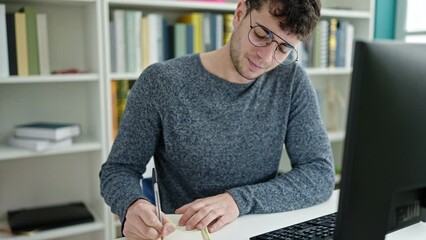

{"left": 99, "top": 69, "right": 162, "bottom": 223}
{"left": 227, "top": 66, "right": 335, "bottom": 215}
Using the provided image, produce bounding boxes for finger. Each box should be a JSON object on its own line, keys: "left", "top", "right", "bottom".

{"left": 161, "top": 222, "right": 176, "bottom": 237}
{"left": 208, "top": 215, "right": 230, "bottom": 233}
{"left": 186, "top": 205, "right": 221, "bottom": 230}
{"left": 124, "top": 215, "right": 161, "bottom": 240}
{"left": 177, "top": 201, "right": 205, "bottom": 227}
{"left": 195, "top": 208, "right": 222, "bottom": 229}
{"left": 142, "top": 213, "right": 163, "bottom": 232}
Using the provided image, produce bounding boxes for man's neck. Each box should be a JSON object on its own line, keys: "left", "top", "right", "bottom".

{"left": 199, "top": 45, "right": 254, "bottom": 84}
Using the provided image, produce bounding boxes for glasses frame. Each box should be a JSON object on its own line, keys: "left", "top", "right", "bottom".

{"left": 247, "top": 3, "right": 298, "bottom": 65}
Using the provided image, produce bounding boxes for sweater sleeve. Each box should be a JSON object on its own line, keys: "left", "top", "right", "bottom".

{"left": 227, "top": 66, "right": 335, "bottom": 215}
{"left": 99, "top": 66, "right": 162, "bottom": 223}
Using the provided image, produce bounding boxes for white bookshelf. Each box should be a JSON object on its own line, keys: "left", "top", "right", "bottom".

{"left": 0, "top": 0, "right": 109, "bottom": 239}
{"left": 0, "top": 0, "right": 375, "bottom": 239}
{"left": 312, "top": 0, "right": 375, "bottom": 171}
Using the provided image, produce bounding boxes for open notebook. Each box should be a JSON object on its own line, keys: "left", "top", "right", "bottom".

{"left": 117, "top": 214, "right": 211, "bottom": 240}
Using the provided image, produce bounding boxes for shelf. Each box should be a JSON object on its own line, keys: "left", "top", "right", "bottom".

{"left": 0, "top": 0, "right": 97, "bottom": 4}
{"left": 328, "top": 131, "right": 345, "bottom": 142}
{"left": 0, "top": 140, "right": 102, "bottom": 162}
{"left": 306, "top": 67, "right": 352, "bottom": 76}
{"left": 0, "top": 220, "right": 103, "bottom": 240}
{"left": 0, "top": 74, "right": 99, "bottom": 84}
{"left": 322, "top": 8, "right": 372, "bottom": 19}
{"left": 107, "top": 0, "right": 236, "bottom": 11}
{"left": 110, "top": 72, "right": 140, "bottom": 80}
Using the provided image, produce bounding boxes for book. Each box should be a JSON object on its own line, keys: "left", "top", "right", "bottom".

{"left": 223, "top": 13, "right": 233, "bottom": 44}
{"left": 109, "top": 21, "right": 116, "bottom": 72}
{"left": 6, "top": 13, "right": 17, "bottom": 76}
{"left": 111, "top": 80, "right": 118, "bottom": 139}
{"left": 0, "top": 4, "right": 9, "bottom": 77}
{"left": 125, "top": 10, "right": 142, "bottom": 73}
{"left": 147, "top": 13, "right": 164, "bottom": 64}
{"left": 162, "top": 215, "right": 212, "bottom": 240}
{"left": 7, "top": 202, "right": 94, "bottom": 234}
{"left": 214, "top": 13, "right": 223, "bottom": 49}
{"left": 174, "top": 23, "right": 188, "bottom": 57}
{"left": 20, "top": 6, "right": 39, "bottom": 75}
{"left": 141, "top": 16, "right": 150, "bottom": 69}
{"left": 36, "top": 13, "right": 50, "bottom": 75}
{"left": 113, "top": 9, "right": 126, "bottom": 73}
{"left": 14, "top": 12, "right": 29, "bottom": 76}
{"left": 117, "top": 80, "right": 130, "bottom": 124}
{"left": 14, "top": 122, "right": 81, "bottom": 141}
{"left": 328, "top": 18, "right": 338, "bottom": 67}
{"left": 7, "top": 136, "right": 72, "bottom": 152}
{"left": 344, "top": 22, "right": 354, "bottom": 68}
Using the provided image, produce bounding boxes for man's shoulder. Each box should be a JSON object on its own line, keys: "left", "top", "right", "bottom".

{"left": 145, "top": 54, "right": 199, "bottom": 75}
{"left": 137, "top": 54, "right": 200, "bottom": 93}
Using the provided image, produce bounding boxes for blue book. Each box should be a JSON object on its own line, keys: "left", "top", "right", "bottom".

{"left": 186, "top": 24, "right": 194, "bottom": 54}
{"left": 15, "top": 122, "right": 81, "bottom": 141}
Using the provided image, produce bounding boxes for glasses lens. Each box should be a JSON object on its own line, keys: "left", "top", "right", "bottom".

{"left": 248, "top": 26, "right": 298, "bottom": 65}
{"left": 248, "top": 26, "right": 273, "bottom": 47}
{"left": 274, "top": 45, "right": 298, "bottom": 65}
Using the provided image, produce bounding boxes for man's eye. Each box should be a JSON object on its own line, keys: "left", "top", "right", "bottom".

{"left": 277, "top": 44, "right": 289, "bottom": 54}
{"left": 254, "top": 30, "right": 268, "bottom": 39}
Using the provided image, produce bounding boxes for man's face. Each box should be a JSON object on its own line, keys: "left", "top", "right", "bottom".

{"left": 229, "top": 4, "right": 299, "bottom": 80}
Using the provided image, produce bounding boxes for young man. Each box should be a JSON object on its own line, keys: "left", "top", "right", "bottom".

{"left": 100, "top": 0, "right": 334, "bottom": 239}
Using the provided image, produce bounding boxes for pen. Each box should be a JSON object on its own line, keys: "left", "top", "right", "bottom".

{"left": 152, "top": 168, "right": 163, "bottom": 225}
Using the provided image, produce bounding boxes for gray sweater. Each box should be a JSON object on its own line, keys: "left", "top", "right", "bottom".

{"left": 100, "top": 54, "right": 335, "bottom": 223}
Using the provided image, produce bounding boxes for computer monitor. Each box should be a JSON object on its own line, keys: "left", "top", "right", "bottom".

{"left": 335, "top": 41, "right": 426, "bottom": 239}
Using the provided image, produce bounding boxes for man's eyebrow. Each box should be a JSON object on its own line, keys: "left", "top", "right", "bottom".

{"left": 255, "top": 22, "right": 294, "bottom": 47}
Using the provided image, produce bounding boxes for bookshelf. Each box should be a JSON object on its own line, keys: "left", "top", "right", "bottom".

{"left": 0, "top": 0, "right": 109, "bottom": 240}
{"left": 0, "top": 0, "right": 375, "bottom": 239}
{"left": 311, "top": 0, "right": 375, "bottom": 171}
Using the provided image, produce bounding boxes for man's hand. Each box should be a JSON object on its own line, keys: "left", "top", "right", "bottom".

{"left": 123, "top": 199, "right": 176, "bottom": 240}
{"left": 175, "top": 193, "right": 240, "bottom": 233}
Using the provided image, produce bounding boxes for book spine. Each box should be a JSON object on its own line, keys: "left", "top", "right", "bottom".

{"left": 117, "top": 80, "right": 129, "bottom": 124}
{"left": 223, "top": 13, "right": 233, "bottom": 44}
{"left": 0, "top": 4, "right": 9, "bottom": 77}
{"left": 36, "top": 13, "right": 50, "bottom": 75}
{"left": 328, "top": 18, "right": 338, "bottom": 68}
{"left": 125, "top": 10, "right": 136, "bottom": 73}
{"left": 22, "top": 6, "right": 39, "bottom": 75}
{"left": 113, "top": 9, "right": 126, "bottom": 73}
{"left": 14, "top": 12, "right": 29, "bottom": 76}
{"left": 111, "top": 80, "right": 118, "bottom": 139}
{"left": 174, "top": 23, "right": 187, "bottom": 58}
{"left": 6, "top": 13, "right": 17, "bottom": 75}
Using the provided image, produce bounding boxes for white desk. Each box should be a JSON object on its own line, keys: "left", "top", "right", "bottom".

{"left": 117, "top": 190, "right": 426, "bottom": 240}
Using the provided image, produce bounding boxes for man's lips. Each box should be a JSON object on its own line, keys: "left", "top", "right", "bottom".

{"left": 248, "top": 58, "right": 263, "bottom": 70}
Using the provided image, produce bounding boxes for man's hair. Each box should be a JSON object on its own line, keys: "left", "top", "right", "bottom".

{"left": 245, "top": 0, "right": 321, "bottom": 40}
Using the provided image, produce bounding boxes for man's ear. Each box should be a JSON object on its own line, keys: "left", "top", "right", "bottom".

{"left": 233, "top": 0, "right": 248, "bottom": 28}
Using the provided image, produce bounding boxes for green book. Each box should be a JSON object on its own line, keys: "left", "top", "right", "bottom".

{"left": 20, "top": 6, "right": 39, "bottom": 75}
{"left": 117, "top": 80, "right": 130, "bottom": 124}
{"left": 174, "top": 23, "right": 187, "bottom": 58}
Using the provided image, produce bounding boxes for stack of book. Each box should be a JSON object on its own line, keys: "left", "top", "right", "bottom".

{"left": 7, "top": 122, "right": 81, "bottom": 151}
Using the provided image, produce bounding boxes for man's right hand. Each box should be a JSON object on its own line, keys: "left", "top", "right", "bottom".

{"left": 123, "top": 199, "right": 176, "bottom": 240}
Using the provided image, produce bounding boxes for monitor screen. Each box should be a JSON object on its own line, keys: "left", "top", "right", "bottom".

{"left": 335, "top": 41, "right": 426, "bottom": 240}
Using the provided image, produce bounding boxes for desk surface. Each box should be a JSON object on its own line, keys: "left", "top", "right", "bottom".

{"left": 117, "top": 190, "right": 426, "bottom": 240}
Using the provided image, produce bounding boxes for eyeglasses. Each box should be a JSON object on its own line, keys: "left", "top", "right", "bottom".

{"left": 247, "top": 5, "right": 298, "bottom": 65}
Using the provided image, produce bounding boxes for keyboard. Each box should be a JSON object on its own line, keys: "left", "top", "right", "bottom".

{"left": 249, "top": 212, "right": 337, "bottom": 240}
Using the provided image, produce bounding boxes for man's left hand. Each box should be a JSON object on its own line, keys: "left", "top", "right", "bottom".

{"left": 175, "top": 192, "right": 240, "bottom": 233}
